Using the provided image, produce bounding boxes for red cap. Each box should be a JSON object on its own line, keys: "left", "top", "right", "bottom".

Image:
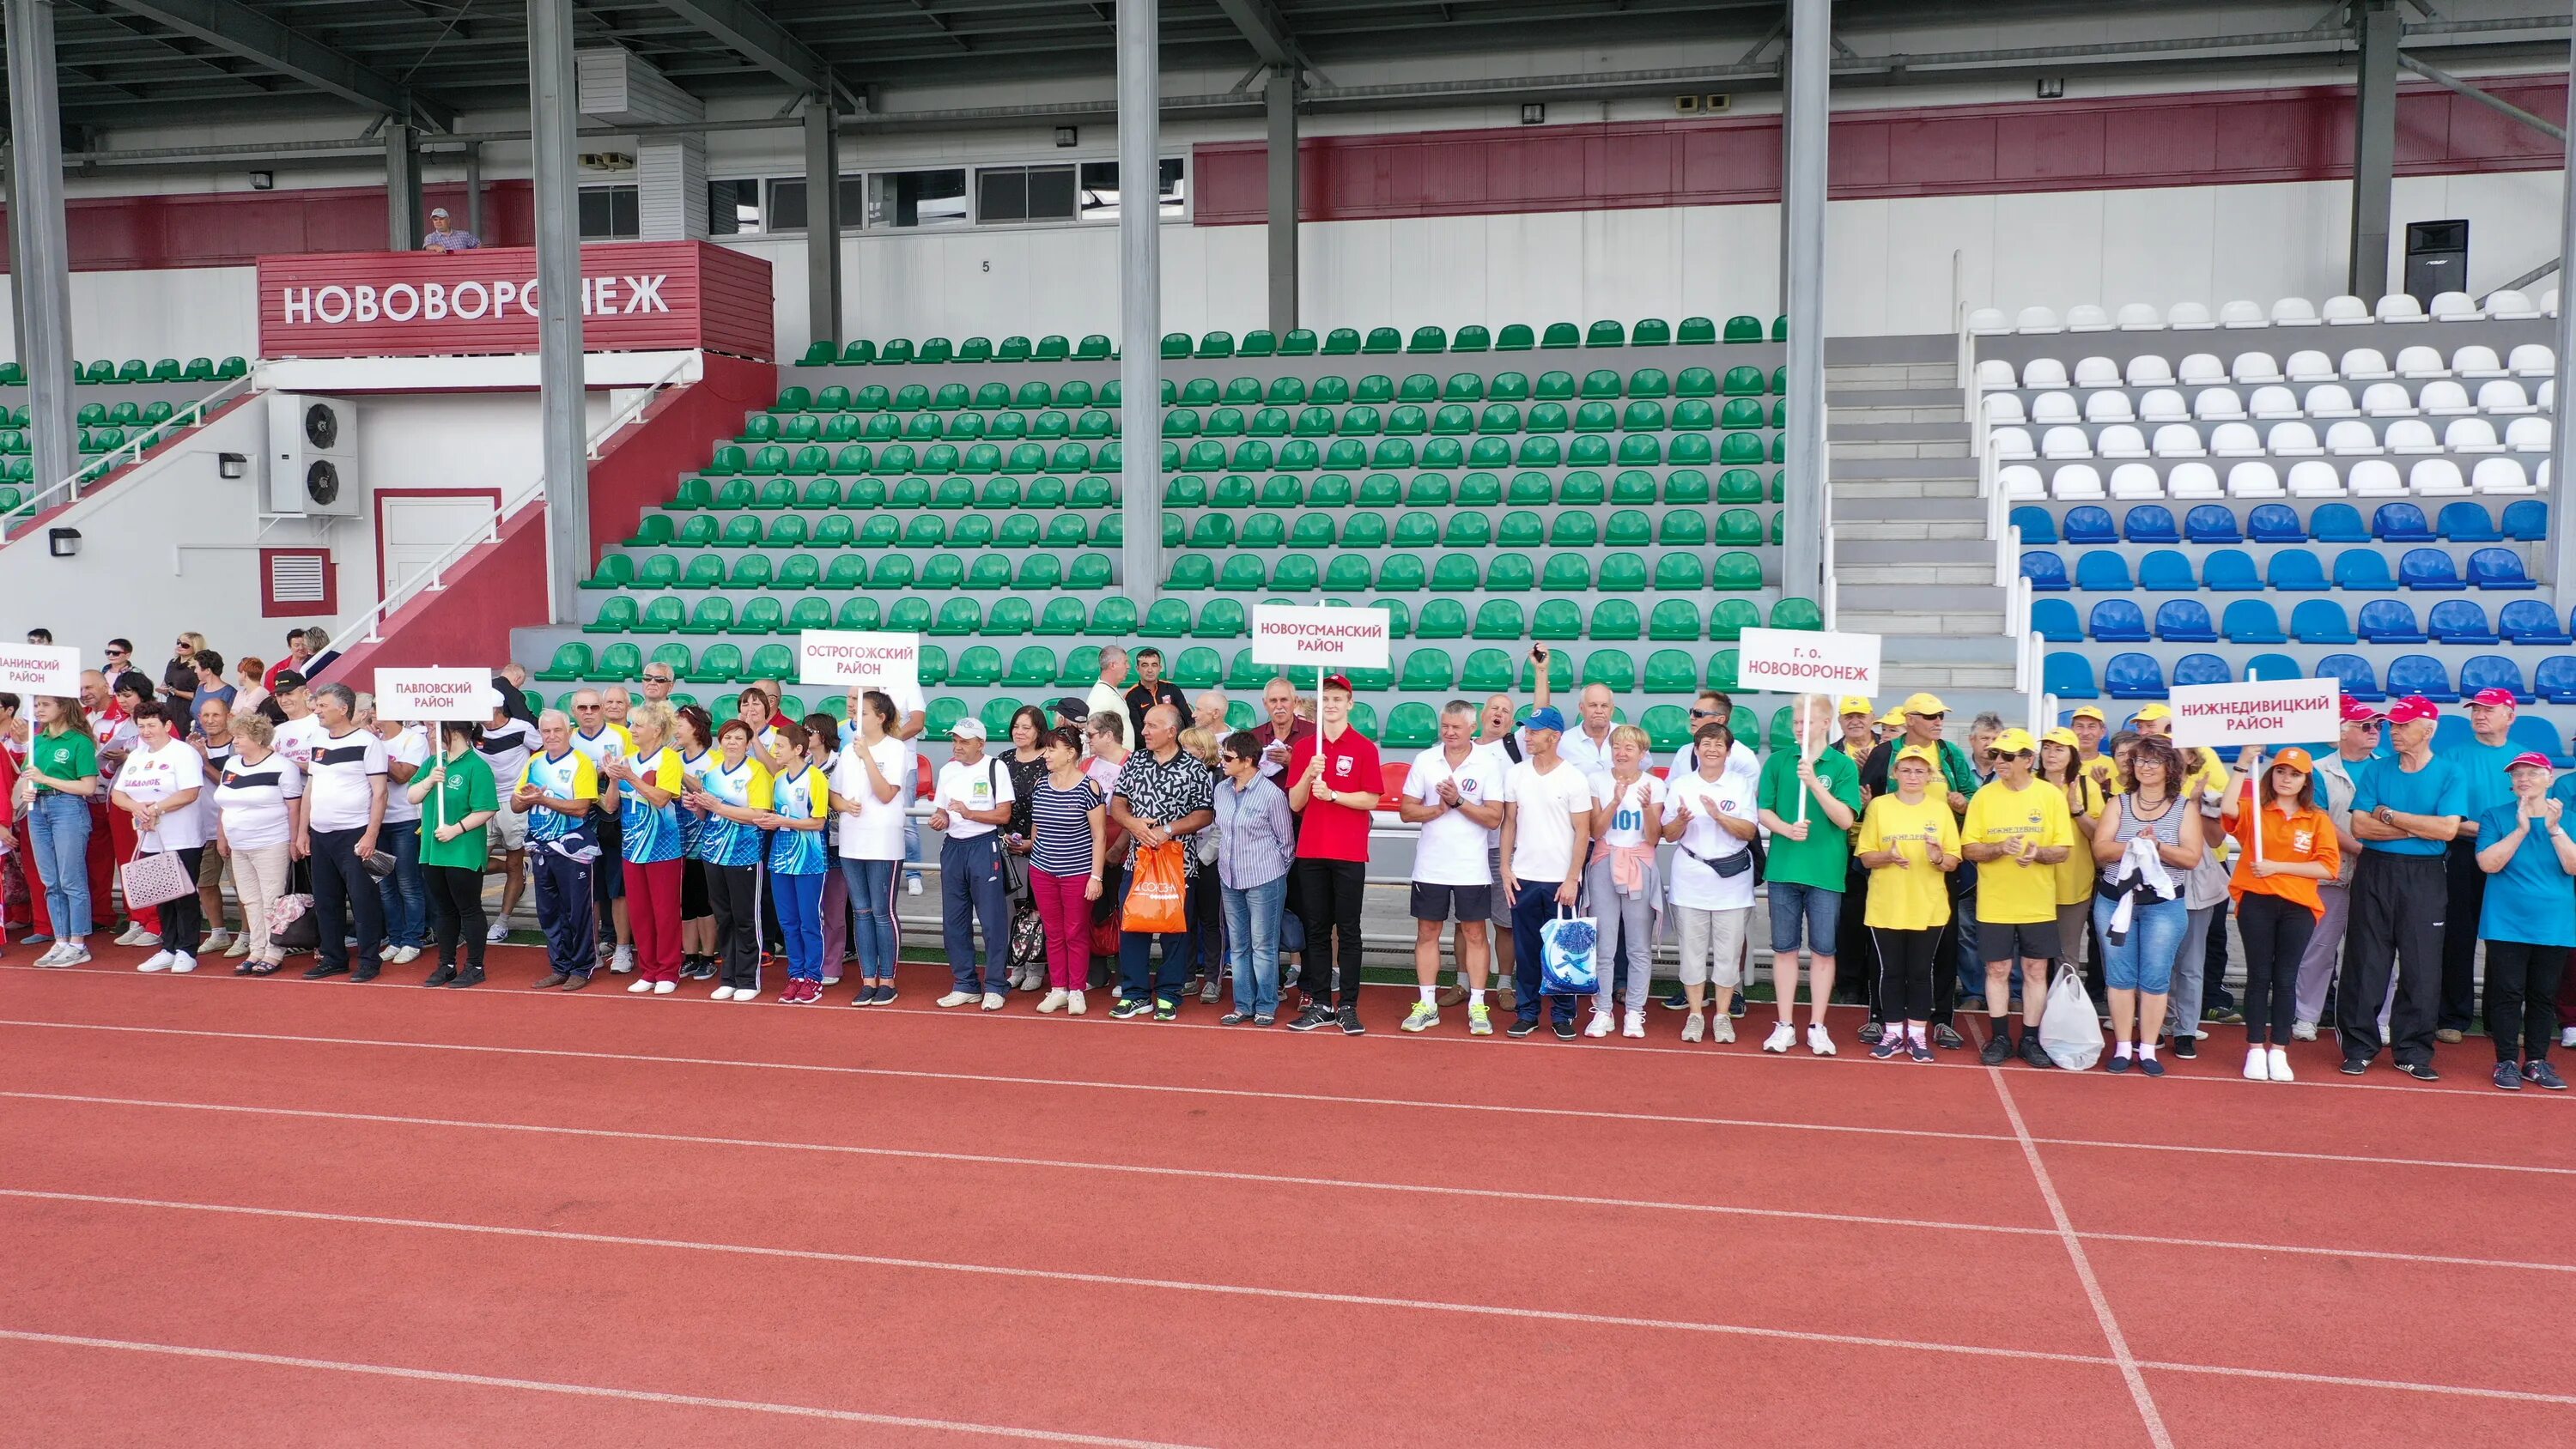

{"left": 2385, "top": 695, "right": 2441, "bottom": 724}
{"left": 2469, "top": 688, "right": 2520, "bottom": 711}
{"left": 2506, "top": 751, "right": 2555, "bottom": 773}
{"left": 1320, "top": 673, "right": 1354, "bottom": 694}
{"left": 2339, "top": 696, "right": 2384, "bottom": 724}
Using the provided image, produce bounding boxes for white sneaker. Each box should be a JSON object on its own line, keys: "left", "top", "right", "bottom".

{"left": 2267, "top": 1046, "right": 2294, "bottom": 1082}
{"left": 2244, "top": 1046, "right": 2269, "bottom": 1081}
{"left": 1807, "top": 1023, "right": 1837, "bottom": 1056}
{"left": 730, "top": 989, "right": 757, "bottom": 1003}
{"left": 936, "top": 991, "right": 978, "bottom": 1008}
{"left": 486, "top": 922, "right": 510, "bottom": 945}
{"left": 1583, "top": 1009, "right": 1614, "bottom": 1038}
{"left": 1037, "top": 988, "right": 1068, "bottom": 1013}
{"left": 1710, "top": 1012, "right": 1736, "bottom": 1044}
{"left": 628, "top": 979, "right": 655, "bottom": 993}
{"left": 710, "top": 985, "right": 737, "bottom": 1001}
{"left": 653, "top": 979, "right": 676, "bottom": 994}
{"left": 167, "top": 954, "right": 196, "bottom": 974}
{"left": 54, "top": 943, "right": 91, "bottom": 966}
{"left": 392, "top": 946, "right": 422, "bottom": 965}
{"left": 137, "top": 950, "right": 175, "bottom": 973}
{"left": 223, "top": 934, "right": 252, "bottom": 958}
{"left": 201, "top": 931, "right": 233, "bottom": 952}
{"left": 610, "top": 946, "right": 635, "bottom": 973}
{"left": 1066, "top": 990, "right": 1087, "bottom": 1015}
{"left": 115, "top": 924, "right": 147, "bottom": 947}
{"left": 2563, "top": 1026, "right": 2576, "bottom": 1050}
{"left": 131, "top": 931, "right": 160, "bottom": 949}
{"left": 2290, "top": 1021, "right": 2318, "bottom": 1042}
{"left": 907, "top": 874, "right": 923, "bottom": 895}
{"left": 33, "top": 943, "right": 68, "bottom": 967}
{"left": 1622, "top": 1009, "right": 1645, "bottom": 1039}
{"left": 981, "top": 991, "right": 1006, "bottom": 1011}
{"left": 1763, "top": 1021, "right": 1797, "bottom": 1053}
{"left": 1680, "top": 1011, "right": 1704, "bottom": 1043}
{"left": 822, "top": 975, "right": 841, "bottom": 986}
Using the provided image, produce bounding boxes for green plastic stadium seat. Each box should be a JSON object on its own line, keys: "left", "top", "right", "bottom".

{"left": 1194, "top": 599, "right": 1248, "bottom": 639}
{"left": 1540, "top": 323, "right": 1581, "bottom": 349}
{"left": 1712, "top": 552, "right": 1765, "bottom": 591}
{"left": 1486, "top": 554, "right": 1534, "bottom": 591}
{"left": 1541, "top": 555, "right": 1593, "bottom": 591}
{"left": 584, "top": 597, "right": 639, "bottom": 635}
{"left": 1383, "top": 702, "right": 1440, "bottom": 749}
{"left": 1770, "top": 597, "right": 1825, "bottom": 631}
{"left": 1583, "top": 649, "right": 1636, "bottom": 692}
{"left": 1413, "top": 598, "right": 1468, "bottom": 639}
{"left": 1364, "top": 327, "right": 1402, "bottom": 355}
{"left": 1460, "top": 648, "right": 1514, "bottom": 691}
{"left": 535, "top": 643, "right": 595, "bottom": 682}
{"left": 1376, "top": 555, "right": 1426, "bottom": 592}
{"left": 1036, "top": 598, "right": 1089, "bottom": 636}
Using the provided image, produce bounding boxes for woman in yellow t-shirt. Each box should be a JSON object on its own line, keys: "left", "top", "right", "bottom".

{"left": 1856, "top": 744, "right": 1961, "bottom": 1061}
{"left": 2038, "top": 728, "right": 2105, "bottom": 976}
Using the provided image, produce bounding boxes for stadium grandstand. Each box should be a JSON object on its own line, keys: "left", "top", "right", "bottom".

{"left": 8, "top": 1, "right": 2576, "bottom": 1444}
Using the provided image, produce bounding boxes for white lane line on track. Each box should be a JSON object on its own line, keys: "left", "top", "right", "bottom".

{"left": 0, "top": 1328, "right": 1217, "bottom": 1447}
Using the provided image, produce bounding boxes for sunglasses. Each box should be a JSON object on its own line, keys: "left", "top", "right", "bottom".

{"left": 104, "top": 648, "right": 128, "bottom": 657}
{"left": 575, "top": 704, "right": 603, "bottom": 712}
{"left": 643, "top": 675, "right": 673, "bottom": 684}
{"left": 1687, "top": 707, "right": 1721, "bottom": 717}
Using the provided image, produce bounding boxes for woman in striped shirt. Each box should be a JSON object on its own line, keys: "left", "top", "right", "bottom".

{"left": 1027, "top": 725, "right": 1106, "bottom": 1015}
{"left": 683, "top": 719, "right": 771, "bottom": 1002}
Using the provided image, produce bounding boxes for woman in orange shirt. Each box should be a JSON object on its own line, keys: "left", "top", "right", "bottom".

{"left": 2219, "top": 747, "right": 2340, "bottom": 1082}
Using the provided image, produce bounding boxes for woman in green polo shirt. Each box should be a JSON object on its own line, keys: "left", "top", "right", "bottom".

{"left": 410, "top": 719, "right": 499, "bottom": 987}
{"left": 20, "top": 695, "right": 102, "bottom": 967}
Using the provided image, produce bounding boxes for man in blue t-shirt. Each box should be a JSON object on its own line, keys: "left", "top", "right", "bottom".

{"left": 2341, "top": 695, "right": 2467, "bottom": 1080}
{"left": 2441, "top": 688, "right": 2526, "bottom": 1039}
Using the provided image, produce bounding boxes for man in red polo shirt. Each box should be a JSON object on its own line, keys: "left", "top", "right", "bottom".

{"left": 1286, "top": 673, "right": 1383, "bottom": 1034}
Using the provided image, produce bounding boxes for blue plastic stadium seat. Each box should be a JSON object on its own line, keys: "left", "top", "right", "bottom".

{"left": 2398, "top": 549, "right": 2465, "bottom": 591}
{"left": 2088, "top": 599, "right": 2149, "bottom": 642}
{"left": 2537, "top": 656, "right": 2576, "bottom": 703}
{"left": 2123, "top": 504, "right": 2179, "bottom": 543}
{"left": 2044, "top": 652, "right": 2099, "bottom": 699}
{"left": 2427, "top": 599, "right": 2498, "bottom": 646}
{"left": 2502, "top": 500, "right": 2549, "bottom": 541}
{"left": 2033, "top": 598, "right": 2083, "bottom": 641}
{"left": 2309, "top": 503, "right": 2369, "bottom": 543}
{"left": 2499, "top": 599, "right": 2573, "bottom": 646}
{"left": 2265, "top": 549, "right": 2330, "bottom": 591}
{"left": 2155, "top": 599, "right": 2217, "bottom": 642}
{"left": 2333, "top": 549, "right": 2396, "bottom": 591}
{"left": 2385, "top": 654, "right": 2457, "bottom": 702}
{"left": 2357, "top": 598, "right": 2427, "bottom": 643}
{"left": 2104, "top": 652, "right": 2166, "bottom": 700}
{"left": 2467, "top": 547, "right": 2537, "bottom": 591}
{"left": 2138, "top": 549, "right": 2196, "bottom": 591}
{"left": 2245, "top": 504, "right": 2306, "bottom": 543}
{"left": 2011, "top": 506, "right": 2058, "bottom": 545}
{"left": 2245, "top": 652, "right": 2303, "bottom": 682}
{"left": 2221, "top": 599, "right": 2285, "bottom": 643}
{"left": 2021, "top": 551, "right": 2069, "bottom": 591}
{"left": 2460, "top": 656, "right": 2531, "bottom": 704}
{"left": 2316, "top": 653, "right": 2383, "bottom": 700}
{"left": 2506, "top": 713, "right": 2565, "bottom": 761}
{"left": 2172, "top": 653, "right": 2232, "bottom": 688}
{"left": 2372, "top": 502, "right": 2434, "bottom": 543}
{"left": 2202, "top": 549, "right": 2261, "bottom": 591}
{"left": 2437, "top": 502, "right": 2500, "bottom": 542}
{"left": 2075, "top": 551, "right": 2133, "bottom": 591}
{"left": 2289, "top": 598, "right": 2357, "bottom": 644}
{"left": 2184, "top": 505, "right": 2241, "bottom": 544}
{"left": 2063, "top": 506, "right": 2117, "bottom": 544}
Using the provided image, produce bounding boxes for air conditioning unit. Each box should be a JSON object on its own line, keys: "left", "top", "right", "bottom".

{"left": 266, "top": 393, "right": 360, "bottom": 517}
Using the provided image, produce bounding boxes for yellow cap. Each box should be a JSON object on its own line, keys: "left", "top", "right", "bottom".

{"left": 2133, "top": 703, "right": 2173, "bottom": 722}
{"left": 1894, "top": 743, "right": 1940, "bottom": 767}
{"left": 1899, "top": 692, "right": 1948, "bottom": 717}
{"left": 1991, "top": 728, "right": 2038, "bottom": 755}
{"left": 2070, "top": 706, "right": 2106, "bottom": 723}
{"left": 1875, "top": 710, "right": 1905, "bottom": 729}
{"left": 1838, "top": 695, "right": 1873, "bottom": 718}
{"left": 2042, "top": 727, "right": 2080, "bottom": 749}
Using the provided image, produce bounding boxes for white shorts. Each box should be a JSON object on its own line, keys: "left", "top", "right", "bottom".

{"left": 492, "top": 807, "right": 529, "bottom": 852}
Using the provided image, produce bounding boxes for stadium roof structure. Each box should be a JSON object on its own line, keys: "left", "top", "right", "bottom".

{"left": 6, "top": 0, "right": 2571, "bottom": 131}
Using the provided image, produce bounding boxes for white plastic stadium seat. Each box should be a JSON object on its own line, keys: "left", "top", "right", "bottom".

{"left": 2023, "top": 358, "right": 2070, "bottom": 389}
{"left": 2451, "top": 345, "right": 2505, "bottom": 379}
{"left": 2322, "top": 294, "right": 2372, "bottom": 325}
{"left": 2443, "top": 418, "right": 2500, "bottom": 454}
{"left": 2139, "top": 389, "right": 2190, "bottom": 422}
{"left": 2232, "top": 351, "right": 2285, "bottom": 384}
{"left": 2178, "top": 353, "right": 2228, "bottom": 386}
{"left": 2016, "top": 306, "right": 2064, "bottom": 333}
{"left": 2227, "top": 461, "right": 2287, "bottom": 498}
{"left": 2541, "top": 379, "right": 2555, "bottom": 410}
{"left": 2084, "top": 391, "right": 2137, "bottom": 424}
{"left": 2002, "top": 464, "right": 2045, "bottom": 500}
{"left": 1967, "top": 307, "right": 2011, "bottom": 336}
{"left": 2429, "top": 290, "right": 2481, "bottom": 321}
{"left": 2543, "top": 459, "right": 2555, "bottom": 493}
{"left": 2248, "top": 385, "right": 2300, "bottom": 419}
{"left": 2506, "top": 416, "right": 2552, "bottom": 452}
{"left": 2285, "top": 349, "right": 2336, "bottom": 382}
{"left": 2324, "top": 421, "right": 2383, "bottom": 456}
{"left": 2266, "top": 421, "right": 2323, "bottom": 457}
{"left": 2360, "top": 382, "right": 2417, "bottom": 417}
{"left": 2108, "top": 463, "right": 2163, "bottom": 499}
{"left": 2349, "top": 459, "right": 2405, "bottom": 496}
{"left": 2125, "top": 355, "right": 2177, "bottom": 386}
{"left": 2287, "top": 460, "right": 2346, "bottom": 498}
{"left": 2192, "top": 387, "right": 2246, "bottom": 421}
{"left": 2031, "top": 391, "right": 2081, "bottom": 423}
{"left": 2394, "top": 345, "right": 2449, "bottom": 379}
{"left": 1976, "top": 358, "right": 2018, "bottom": 390}
{"left": 2167, "top": 462, "right": 2223, "bottom": 499}
{"left": 2073, "top": 356, "right": 2121, "bottom": 388}
{"left": 2116, "top": 302, "right": 2163, "bottom": 330}
{"left": 1981, "top": 392, "right": 2028, "bottom": 425}
{"left": 2050, "top": 464, "right": 2105, "bottom": 500}
{"left": 2168, "top": 301, "right": 2217, "bottom": 330}
{"left": 2270, "top": 297, "right": 2322, "bottom": 326}
{"left": 2151, "top": 423, "right": 2208, "bottom": 458}
{"left": 2218, "top": 299, "right": 2267, "bottom": 328}
{"left": 2488, "top": 290, "right": 2542, "bottom": 320}
{"left": 2098, "top": 424, "right": 2149, "bottom": 459}
{"left": 2041, "top": 426, "right": 2093, "bottom": 458}
{"left": 2508, "top": 343, "right": 2555, "bottom": 378}
{"left": 2409, "top": 458, "right": 2470, "bottom": 496}
{"left": 2340, "top": 348, "right": 2393, "bottom": 379}
{"left": 2474, "top": 457, "right": 2536, "bottom": 494}
{"left": 2065, "top": 304, "right": 2114, "bottom": 332}
{"left": 1990, "top": 426, "right": 2036, "bottom": 459}
{"left": 2376, "top": 294, "right": 2428, "bottom": 324}
{"left": 2208, "top": 421, "right": 2263, "bottom": 458}
{"left": 2384, "top": 419, "right": 2439, "bottom": 455}
{"left": 2416, "top": 380, "right": 2473, "bottom": 416}
{"left": 2304, "top": 385, "right": 2359, "bottom": 418}
{"left": 2547, "top": 288, "right": 2561, "bottom": 317}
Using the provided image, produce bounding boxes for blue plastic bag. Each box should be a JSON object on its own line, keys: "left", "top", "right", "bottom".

{"left": 1539, "top": 908, "right": 1599, "bottom": 997}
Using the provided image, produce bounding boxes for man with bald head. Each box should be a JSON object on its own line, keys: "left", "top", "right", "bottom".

{"left": 1558, "top": 682, "right": 1621, "bottom": 779}
{"left": 1107, "top": 703, "right": 1217, "bottom": 1020}
{"left": 1192, "top": 690, "right": 1230, "bottom": 736}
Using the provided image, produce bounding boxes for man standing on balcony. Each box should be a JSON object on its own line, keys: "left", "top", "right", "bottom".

{"left": 421, "top": 208, "right": 481, "bottom": 252}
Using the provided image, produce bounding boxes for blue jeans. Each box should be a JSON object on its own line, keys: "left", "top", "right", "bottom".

{"left": 27, "top": 791, "right": 93, "bottom": 937}
{"left": 2093, "top": 892, "right": 2186, "bottom": 994}
{"left": 1510, "top": 880, "right": 1579, "bottom": 1027}
{"left": 841, "top": 856, "right": 900, "bottom": 978}
{"left": 374, "top": 819, "right": 426, "bottom": 949}
{"left": 1222, "top": 875, "right": 1286, "bottom": 1016}
{"left": 939, "top": 833, "right": 1012, "bottom": 994}
{"left": 773, "top": 870, "right": 826, "bottom": 981}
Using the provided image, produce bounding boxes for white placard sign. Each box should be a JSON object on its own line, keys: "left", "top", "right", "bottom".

{"left": 0, "top": 644, "right": 80, "bottom": 697}
{"left": 1250, "top": 604, "right": 1393, "bottom": 670}
{"left": 374, "top": 668, "right": 500, "bottom": 721}
{"left": 798, "top": 630, "right": 921, "bottom": 692}
{"left": 1736, "top": 627, "right": 1881, "bottom": 694}
{"left": 2167, "top": 678, "right": 2341, "bottom": 750}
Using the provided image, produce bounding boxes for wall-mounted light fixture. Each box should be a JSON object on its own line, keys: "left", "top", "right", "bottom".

{"left": 219, "top": 452, "right": 247, "bottom": 480}
{"left": 48, "top": 527, "right": 81, "bottom": 558}
{"left": 249, "top": 171, "right": 274, "bottom": 190}
{"left": 1521, "top": 103, "right": 1546, "bottom": 125}
{"left": 1054, "top": 126, "right": 1078, "bottom": 148}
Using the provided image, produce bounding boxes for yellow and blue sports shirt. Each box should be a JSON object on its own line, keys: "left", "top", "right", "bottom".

{"left": 619, "top": 746, "right": 687, "bottom": 864}
{"left": 517, "top": 749, "right": 599, "bottom": 845}
{"left": 764, "top": 765, "right": 831, "bottom": 876}
{"left": 692, "top": 755, "right": 772, "bottom": 869}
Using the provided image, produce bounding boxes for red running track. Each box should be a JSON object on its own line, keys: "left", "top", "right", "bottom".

{"left": 3, "top": 944, "right": 2572, "bottom": 1448}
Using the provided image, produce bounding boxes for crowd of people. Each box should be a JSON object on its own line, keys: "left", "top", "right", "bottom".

{"left": 6, "top": 625, "right": 2572, "bottom": 1091}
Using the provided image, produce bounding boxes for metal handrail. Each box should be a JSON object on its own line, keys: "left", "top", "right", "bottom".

{"left": 329, "top": 352, "right": 696, "bottom": 654}
{"left": 3, "top": 373, "right": 257, "bottom": 540}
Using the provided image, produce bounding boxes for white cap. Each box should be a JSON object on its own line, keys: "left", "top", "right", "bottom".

{"left": 428, "top": 207, "right": 450, "bottom": 218}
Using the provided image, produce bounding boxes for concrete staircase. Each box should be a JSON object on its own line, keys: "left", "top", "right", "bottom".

{"left": 1825, "top": 358, "right": 2023, "bottom": 709}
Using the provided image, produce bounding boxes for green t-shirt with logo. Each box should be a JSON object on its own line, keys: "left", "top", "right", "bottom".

{"left": 29, "top": 727, "right": 98, "bottom": 794}
{"left": 1755, "top": 745, "right": 1864, "bottom": 891}
{"left": 416, "top": 750, "right": 499, "bottom": 871}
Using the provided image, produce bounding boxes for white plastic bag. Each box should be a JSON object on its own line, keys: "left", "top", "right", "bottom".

{"left": 2038, "top": 963, "right": 2104, "bottom": 1071}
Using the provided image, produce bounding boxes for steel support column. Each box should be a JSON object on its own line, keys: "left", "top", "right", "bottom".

{"left": 530, "top": 0, "right": 589, "bottom": 622}
{"left": 5, "top": 0, "right": 79, "bottom": 507}
{"left": 1117, "top": 0, "right": 1162, "bottom": 604}
{"left": 805, "top": 100, "right": 842, "bottom": 355}
{"left": 1780, "top": 0, "right": 1830, "bottom": 609}
{"left": 465, "top": 142, "right": 485, "bottom": 242}
{"left": 2348, "top": 0, "right": 2401, "bottom": 299}
{"left": 386, "top": 121, "right": 422, "bottom": 250}
{"left": 2544, "top": 34, "right": 2576, "bottom": 591}
{"left": 1266, "top": 65, "right": 1298, "bottom": 335}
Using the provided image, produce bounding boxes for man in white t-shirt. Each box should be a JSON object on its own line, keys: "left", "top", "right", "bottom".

{"left": 1397, "top": 700, "right": 1505, "bottom": 1035}
{"left": 928, "top": 718, "right": 1017, "bottom": 1009}
{"left": 362, "top": 700, "right": 432, "bottom": 965}
{"left": 1498, "top": 706, "right": 1596, "bottom": 1040}
{"left": 479, "top": 698, "right": 538, "bottom": 942}
{"left": 295, "top": 682, "right": 390, "bottom": 983}
{"left": 1085, "top": 646, "right": 1129, "bottom": 728}
{"left": 1466, "top": 647, "right": 1552, "bottom": 1010}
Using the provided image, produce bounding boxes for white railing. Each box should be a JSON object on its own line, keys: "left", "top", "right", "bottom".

{"left": 327, "top": 353, "right": 695, "bottom": 655}
{"left": 3, "top": 373, "right": 258, "bottom": 540}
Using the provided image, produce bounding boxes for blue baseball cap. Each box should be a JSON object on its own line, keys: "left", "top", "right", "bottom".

{"left": 1525, "top": 706, "right": 1565, "bottom": 733}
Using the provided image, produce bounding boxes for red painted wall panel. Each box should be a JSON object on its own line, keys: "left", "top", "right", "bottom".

{"left": 3, "top": 182, "right": 533, "bottom": 274}
{"left": 1194, "top": 76, "right": 2576, "bottom": 225}
{"left": 581, "top": 350, "right": 778, "bottom": 569}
